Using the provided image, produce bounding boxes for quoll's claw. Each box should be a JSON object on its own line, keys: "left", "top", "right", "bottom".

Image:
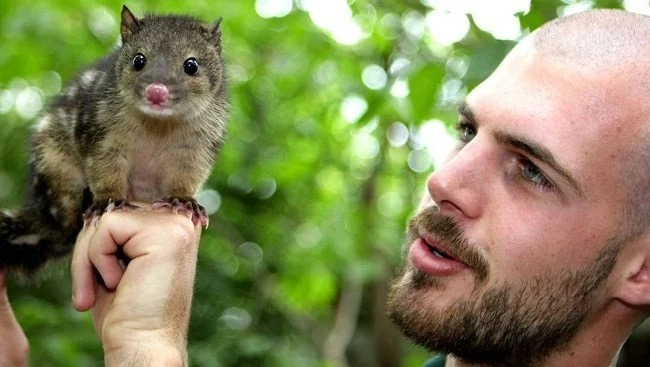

{"left": 104, "top": 199, "right": 121, "bottom": 212}
{"left": 83, "top": 209, "right": 101, "bottom": 227}
{"left": 83, "top": 198, "right": 131, "bottom": 225}
{"left": 152, "top": 197, "right": 209, "bottom": 228}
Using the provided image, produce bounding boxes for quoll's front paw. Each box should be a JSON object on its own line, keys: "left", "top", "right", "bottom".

{"left": 83, "top": 198, "right": 131, "bottom": 223}
{"left": 152, "top": 197, "right": 209, "bottom": 228}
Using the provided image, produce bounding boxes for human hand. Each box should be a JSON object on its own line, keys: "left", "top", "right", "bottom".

{"left": 0, "top": 270, "right": 29, "bottom": 367}
{"left": 71, "top": 206, "right": 201, "bottom": 366}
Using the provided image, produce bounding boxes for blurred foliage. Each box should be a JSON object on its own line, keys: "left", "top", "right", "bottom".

{"left": 0, "top": 0, "right": 643, "bottom": 366}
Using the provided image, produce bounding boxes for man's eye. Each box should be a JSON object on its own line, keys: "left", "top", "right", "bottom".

{"left": 457, "top": 122, "right": 477, "bottom": 142}
{"left": 518, "top": 159, "right": 554, "bottom": 191}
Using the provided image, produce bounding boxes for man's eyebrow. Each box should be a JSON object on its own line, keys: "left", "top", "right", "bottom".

{"left": 457, "top": 101, "right": 584, "bottom": 197}
{"left": 494, "top": 131, "right": 585, "bottom": 197}
{"left": 458, "top": 101, "right": 475, "bottom": 123}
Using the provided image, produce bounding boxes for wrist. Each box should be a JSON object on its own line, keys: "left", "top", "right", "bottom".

{"left": 104, "top": 340, "right": 187, "bottom": 367}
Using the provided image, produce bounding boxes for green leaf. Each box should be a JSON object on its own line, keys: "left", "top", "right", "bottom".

{"left": 408, "top": 63, "right": 444, "bottom": 123}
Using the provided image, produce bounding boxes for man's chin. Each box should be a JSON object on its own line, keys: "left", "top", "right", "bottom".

{"left": 386, "top": 271, "right": 449, "bottom": 352}
{"left": 387, "top": 274, "right": 513, "bottom": 364}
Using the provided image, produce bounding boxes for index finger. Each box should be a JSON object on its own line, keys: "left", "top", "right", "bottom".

{"left": 71, "top": 219, "right": 99, "bottom": 311}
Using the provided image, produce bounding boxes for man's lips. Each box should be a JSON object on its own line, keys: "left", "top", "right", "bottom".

{"left": 422, "top": 234, "right": 465, "bottom": 263}
{"left": 409, "top": 236, "right": 468, "bottom": 277}
{"left": 405, "top": 205, "right": 490, "bottom": 281}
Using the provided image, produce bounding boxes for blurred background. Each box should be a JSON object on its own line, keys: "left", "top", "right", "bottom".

{"left": 0, "top": 0, "right": 648, "bottom": 366}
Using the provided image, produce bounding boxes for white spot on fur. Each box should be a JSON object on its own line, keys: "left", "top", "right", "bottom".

{"left": 81, "top": 71, "right": 98, "bottom": 86}
{"left": 10, "top": 234, "right": 41, "bottom": 246}
{"left": 66, "top": 86, "right": 77, "bottom": 98}
{"left": 34, "top": 115, "right": 52, "bottom": 132}
{"left": 60, "top": 195, "right": 74, "bottom": 210}
{"left": 1, "top": 210, "right": 15, "bottom": 218}
{"left": 49, "top": 206, "right": 58, "bottom": 217}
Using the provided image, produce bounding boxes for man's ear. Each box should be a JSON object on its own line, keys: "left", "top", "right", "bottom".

{"left": 615, "top": 234, "right": 650, "bottom": 306}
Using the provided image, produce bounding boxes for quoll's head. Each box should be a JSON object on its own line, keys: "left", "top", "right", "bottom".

{"left": 116, "top": 6, "right": 225, "bottom": 120}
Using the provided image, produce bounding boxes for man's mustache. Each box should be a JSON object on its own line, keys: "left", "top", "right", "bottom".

{"left": 407, "top": 206, "right": 490, "bottom": 282}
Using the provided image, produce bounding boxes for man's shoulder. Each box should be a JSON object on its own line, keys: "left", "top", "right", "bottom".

{"left": 423, "top": 354, "right": 446, "bottom": 367}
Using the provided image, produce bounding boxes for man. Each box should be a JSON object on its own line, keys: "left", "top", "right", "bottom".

{"left": 386, "top": 8, "right": 650, "bottom": 367}
{"left": 1, "top": 8, "right": 649, "bottom": 367}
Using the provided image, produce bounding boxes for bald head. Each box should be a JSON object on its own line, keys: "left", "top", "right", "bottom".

{"left": 530, "top": 10, "right": 650, "bottom": 237}
{"left": 532, "top": 9, "right": 650, "bottom": 69}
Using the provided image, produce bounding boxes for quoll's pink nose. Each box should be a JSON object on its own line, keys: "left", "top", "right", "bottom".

{"left": 145, "top": 83, "right": 169, "bottom": 105}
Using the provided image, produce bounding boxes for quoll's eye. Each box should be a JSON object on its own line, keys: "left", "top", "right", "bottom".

{"left": 133, "top": 53, "right": 147, "bottom": 71}
{"left": 183, "top": 58, "right": 199, "bottom": 75}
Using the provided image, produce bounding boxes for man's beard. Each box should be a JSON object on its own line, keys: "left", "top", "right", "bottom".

{"left": 386, "top": 206, "right": 621, "bottom": 367}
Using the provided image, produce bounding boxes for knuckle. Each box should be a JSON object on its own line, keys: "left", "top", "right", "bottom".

{"left": 165, "top": 216, "right": 196, "bottom": 247}
{"left": 4, "top": 332, "right": 29, "bottom": 366}
{"left": 17, "top": 337, "right": 29, "bottom": 361}
{"left": 97, "top": 210, "right": 118, "bottom": 227}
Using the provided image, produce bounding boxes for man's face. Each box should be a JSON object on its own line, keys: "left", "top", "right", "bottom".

{"left": 387, "top": 45, "right": 642, "bottom": 365}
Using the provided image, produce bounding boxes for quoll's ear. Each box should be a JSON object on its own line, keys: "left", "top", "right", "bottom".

{"left": 208, "top": 17, "right": 223, "bottom": 53}
{"left": 209, "top": 17, "right": 223, "bottom": 38}
{"left": 121, "top": 5, "right": 141, "bottom": 41}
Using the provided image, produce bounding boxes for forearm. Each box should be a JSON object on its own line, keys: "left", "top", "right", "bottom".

{"left": 105, "top": 341, "right": 187, "bottom": 367}
{"left": 0, "top": 272, "right": 29, "bottom": 367}
{"left": 102, "top": 322, "right": 190, "bottom": 366}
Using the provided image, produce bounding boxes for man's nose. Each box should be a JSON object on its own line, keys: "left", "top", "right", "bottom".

{"left": 425, "top": 139, "right": 492, "bottom": 220}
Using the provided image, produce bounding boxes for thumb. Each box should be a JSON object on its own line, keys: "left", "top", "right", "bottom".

{"left": 0, "top": 269, "right": 16, "bottom": 316}
{"left": 0, "top": 270, "right": 9, "bottom": 302}
{"left": 0, "top": 269, "right": 30, "bottom": 367}
{"left": 0, "top": 269, "right": 7, "bottom": 288}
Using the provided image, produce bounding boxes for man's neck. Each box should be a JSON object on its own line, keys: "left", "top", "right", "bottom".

{"left": 444, "top": 352, "right": 618, "bottom": 367}
{"left": 444, "top": 301, "right": 635, "bottom": 367}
